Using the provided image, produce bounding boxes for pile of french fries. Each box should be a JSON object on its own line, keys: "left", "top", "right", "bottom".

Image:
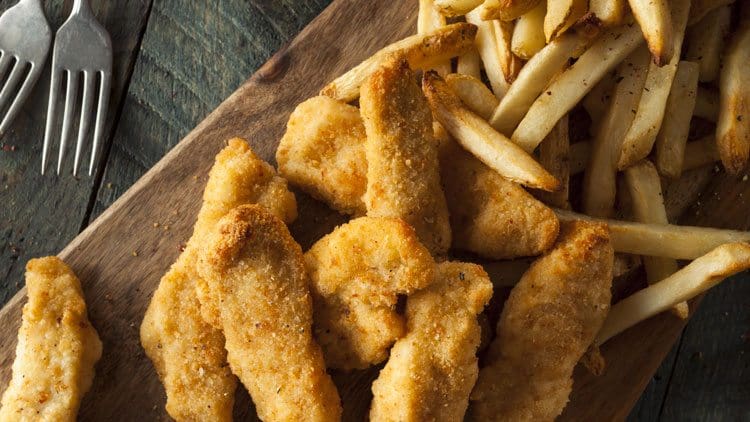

{"left": 322, "top": 0, "right": 750, "bottom": 347}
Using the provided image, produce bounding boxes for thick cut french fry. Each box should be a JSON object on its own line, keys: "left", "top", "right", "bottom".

{"left": 570, "top": 141, "right": 590, "bottom": 174}
{"left": 445, "top": 73, "right": 500, "bottom": 120}
{"left": 423, "top": 72, "right": 559, "bottom": 191}
{"left": 536, "top": 115, "right": 570, "bottom": 209}
{"left": 490, "top": 32, "right": 586, "bottom": 136}
{"left": 419, "top": 0, "right": 452, "bottom": 76}
{"left": 624, "top": 161, "right": 687, "bottom": 318}
{"left": 628, "top": 0, "right": 673, "bottom": 65}
{"left": 434, "top": 0, "right": 483, "bottom": 16}
{"left": 512, "top": 23, "right": 643, "bottom": 152}
{"left": 320, "top": 23, "right": 477, "bottom": 102}
{"left": 688, "top": 0, "right": 735, "bottom": 25}
{"left": 582, "top": 72, "right": 616, "bottom": 135}
{"left": 686, "top": 6, "right": 732, "bottom": 83}
{"left": 655, "top": 61, "right": 700, "bottom": 179}
{"left": 494, "top": 19, "right": 523, "bottom": 83}
{"left": 481, "top": 0, "right": 543, "bottom": 21}
{"left": 716, "top": 20, "right": 750, "bottom": 174}
{"left": 457, "top": 48, "right": 482, "bottom": 79}
{"left": 465, "top": 11, "right": 510, "bottom": 98}
{"left": 694, "top": 86, "right": 719, "bottom": 122}
{"left": 684, "top": 136, "right": 721, "bottom": 170}
{"left": 596, "top": 242, "right": 750, "bottom": 345}
{"left": 588, "top": 0, "right": 625, "bottom": 27}
{"left": 618, "top": 0, "right": 691, "bottom": 170}
{"left": 511, "top": 2, "right": 547, "bottom": 59}
{"left": 555, "top": 209, "right": 750, "bottom": 259}
{"left": 583, "top": 46, "right": 650, "bottom": 218}
{"left": 544, "top": 0, "right": 588, "bottom": 42}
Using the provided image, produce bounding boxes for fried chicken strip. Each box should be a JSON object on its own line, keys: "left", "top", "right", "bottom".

{"left": 0, "top": 257, "right": 101, "bottom": 421}
{"left": 197, "top": 205, "right": 341, "bottom": 421}
{"left": 305, "top": 217, "right": 435, "bottom": 370}
{"left": 437, "top": 133, "right": 559, "bottom": 259}
{"left": 277, "top": 96, "right": 368, "bottom": 216}
{"left": 470, "top": 221, "right": 614, "bottom": 421}
{"left": 369, "top": 262, "right": 493, "bottom": 421}
{"left": 140, "top": 138, "right": 297, "bottom": 421}
{"left": 360, "top": 58, "right": 451, "bottom": 256}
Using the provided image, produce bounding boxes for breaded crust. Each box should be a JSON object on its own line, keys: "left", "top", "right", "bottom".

{"left": 360, "top": 58, "right": 451, "bottom": 256}
{"left": 141, "top": 138, "right": 296, "bottom": 421}
{"left": 369, "top": 262, "right": 493, "bottom": 421}
{"left": 305, "top": 216, "right": 435, "bottom": 370}
{"left": 197, "top": 205, "right": 341, "bottom": 422}
{"left": 439, "top": 137, "right": 559, "bottom": 259}
{"left": 276, "top": 96, "right": 368, "bottom": 215}
{"left": 470, "top": 221, "right": 614, "bottom": 421}
{"left": 0, "top": 257, "right": 101, "bottom": 421}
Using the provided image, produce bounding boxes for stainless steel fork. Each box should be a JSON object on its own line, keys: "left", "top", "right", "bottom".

{"left": 0, "top": 0, "right": 52, "bottom": 138}
{"left": 42, "top": 0, "right": 111, "bottom": 176}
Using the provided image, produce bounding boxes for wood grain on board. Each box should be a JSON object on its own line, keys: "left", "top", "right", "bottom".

{"left": 0, "top": 0, "right": 748, "bottom": 420}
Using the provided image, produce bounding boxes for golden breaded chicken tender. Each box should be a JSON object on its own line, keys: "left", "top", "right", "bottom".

{"left": 438, "top": 135, "right": 559, "bottom": 259}
{"left": 197, "top": 205, "right": 341, "bottom": 422}
{"left": 141, "top": 138, "right": 297, "bottom": 421}
{"left": 277, "top": 96, "right": 368, "bottom": 215}
{"left": 0, "top": 257, "right": 101, "bottom": 422}
{"left": 305, "top": 216, "right": 435, "bottom": 370}
{"left": 470, "top": 221, "right": 614, "bottom": 421}
{"left": 360, "top": 58, "right": 451, "bottom": 256}
{"left": 369, "top": 262, "right": 493, "bottom": 422}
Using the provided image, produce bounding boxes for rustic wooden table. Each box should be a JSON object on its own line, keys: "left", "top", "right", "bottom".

{"left": 0, "top": 0, "right": 747, "bottom": 420}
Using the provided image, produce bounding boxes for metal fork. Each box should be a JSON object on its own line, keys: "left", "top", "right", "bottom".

{"left": 42, "top": 0, "right": 111, "bottom": 176}
{"left": 0, "top": 0, "right": 52, "bottom": 138}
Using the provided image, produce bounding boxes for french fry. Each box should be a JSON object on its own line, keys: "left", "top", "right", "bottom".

{"left": 536, "top": 115, "right": 571, "bottom": 208}
{"left": 694, "top": 86, "right": 719, "bottom": 122}
{"left": 511, "top": 23, "right": 643, "bottom": 152}
{"left": 583, "top": 46, "right": 650, "bottom": 218}
{"left": 457, "top": 48, "right": 482, "bottom": 79}
{"left": 716, "top": 19, "right": 750, "bottom": 174}
{"left": 655, "top": 61, "right": 700, "bottom": 179}
{"left": 423, "top": 72, "right": 560, "bottom": 191}
{"left": 624, "top": 161, "right": 687, "bottom": 319}
{"left": 570, "top": 141, "right": 590, "bottom": 175}
{"left": 445, "top": 73, "right": 500, "bottom": 120}
{"left": 582, "top": 72, "right": 616, "bottom": 135}
{"left": 688, "top": 0, "right": 735, "bottom": 25}
{"left": 419, "top": 0, "right": 452, "bottom": 76}
{"left": 618, "top": 0, "right": 691, "bottom": 170}
{"left": 511, "top": 2, "right": 547, "bottom": 59}
{"left": 465, "top": 10, "right": 513, "bottom": 97}
{"left": 588, "top": 0, "right": 625, "bottom": 27}
{"left": 544, "top": 0, "right": 588, "bottom": 42}
{"left": 493, "top": 19, "right": 523, "bottom": 83}
{"left": 685, "top": 5, "right": 732, "bottom": 83}
{"left": 628, "top": 0, "right": 673, "bottom": 65}
{"left": 481, "top": 0, "right": 543, "bottom": 21}
{"left": 683, "top": 136, "right": 721, "bottom": 170}
{"left": 320, "top": 23, "right": 477, "bottom": 102}
{"left": 555, "top": 209, "right": 750, "bottom": 259}
{"left": 490, "top": 32, "right": 586, "bottom": 136}
{"left": 434, "top": 0, "right": 483, "bottom": 16}
{"left": 596, "top": 242, "right": 750, "bottom": 345}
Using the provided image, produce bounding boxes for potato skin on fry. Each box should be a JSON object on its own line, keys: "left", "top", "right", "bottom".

{"left": 141, "top": 138, "right": 296, "bottom": 421}
{"left": 361, "top": 59, "right": 451, "bottom": 256}
{"left": 305, "top": 217, "right": 435, "bottom": 370}
{"left": 277, "top": 96, "right": 368, "bottom": 216}
{"left": 716, "top": 23, "right": 750, "bottom": 175}
{"left": 0, "top": 257, "right": 101, "bottom": 422}
{"left": 197, "top": 205, "right": 341, "bottom": 422}
{"left": 470, "top": 221, "right": 613, "bottom": 421}
{"left": 438, "top": 137, "right": 559, "bottom": 259}
{"left": 369, "top": 262, "right": 492, "bottom": 422}
{"left": 481, "top": 0, "right": 543, "bottom": 21}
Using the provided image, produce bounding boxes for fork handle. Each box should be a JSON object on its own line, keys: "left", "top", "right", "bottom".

{"left": 18, "top": 0, "right": 44, "bottom": 9}
{"left": 71, "top": 0, "right": 92, "bottom": 16}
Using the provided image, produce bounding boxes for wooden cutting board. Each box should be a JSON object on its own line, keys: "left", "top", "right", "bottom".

{"left": 1, "top": 1, "right": 748, "bottom": 420}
